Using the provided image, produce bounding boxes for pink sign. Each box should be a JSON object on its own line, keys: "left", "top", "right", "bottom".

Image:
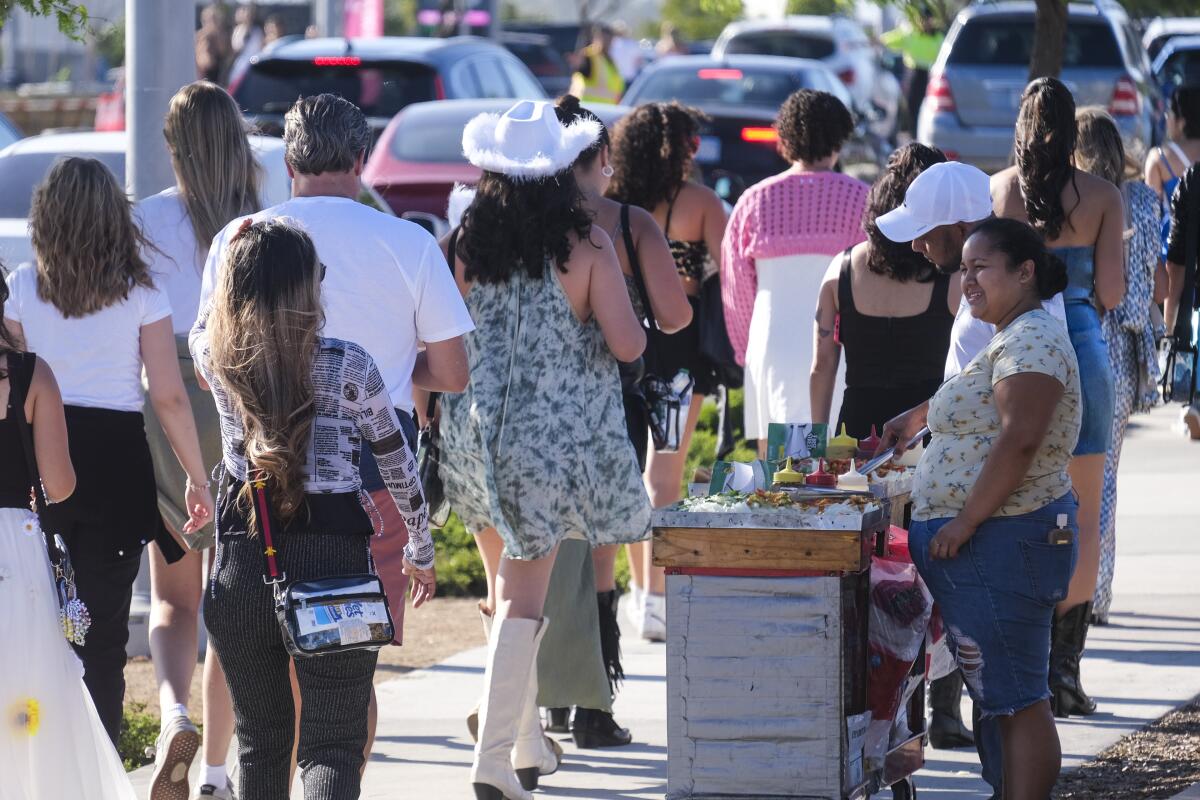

{"left": 344, "top": 0, "right": 384, "bottom": 37}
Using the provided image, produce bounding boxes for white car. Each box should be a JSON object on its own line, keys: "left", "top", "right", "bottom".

{"left": 711, "top": 15, "right": 899, "bottom": 140}
{"left": 0, "top": 131, "right": 292, "bottom": 268}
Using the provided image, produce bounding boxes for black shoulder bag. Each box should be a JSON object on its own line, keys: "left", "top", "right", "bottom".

{"left": 416, "top": 230, "right": 456, "bottom": 528}
{"left": 9, "top": 352, "right": 91, "bottom": 646}
{"left": 620, "top": 205, "right": 688, "bottom": 452}
{"left": 1162, "top": 175, "right": 1200, "bottom": 405}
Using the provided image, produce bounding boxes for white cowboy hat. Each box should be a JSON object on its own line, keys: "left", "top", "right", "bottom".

{"left": 462, "top": 100, "right": 601, "bottom": 181}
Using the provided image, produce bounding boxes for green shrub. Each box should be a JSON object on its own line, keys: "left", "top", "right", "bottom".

{"left": 119, "top": 703, "right": 160, "bottom": 772}
{"left": 434, "top": 513, "right": 487, "bottom": 597}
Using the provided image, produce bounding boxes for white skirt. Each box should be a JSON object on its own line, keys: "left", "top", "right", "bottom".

{"left": 743, "top": 253, "right": 846, "bottom": 441}
{"left": 0, "top": 507, "right": 137, "bottom": 800}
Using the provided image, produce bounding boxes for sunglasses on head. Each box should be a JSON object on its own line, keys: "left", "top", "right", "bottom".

{"left": 319, "top": 262, "right": 327, "bottom": 281}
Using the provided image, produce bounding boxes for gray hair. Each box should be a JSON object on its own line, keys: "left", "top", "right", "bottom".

{"left": 283, "top": 94, "right": 371, "bottom": 176}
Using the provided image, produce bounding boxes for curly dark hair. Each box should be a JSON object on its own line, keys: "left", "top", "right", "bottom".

{"left": 555, "top": 94, "right": 609, "bottom": 169}
{"left": 969, "top": 217, "right": 1069, "bottom": 300}
{"left": 606, "top": 101, "right": 704, "bottom": 210}
{"left": 1015, "top": 77, "right": 1079, "bottom": 241}
{"left": 456, "top": 170, "right": 593, "bottom": 284}
{"left": 1171, "top": 84, "right": 1200, "bottom": 139}
{"left": 865, "top": 143, "right": 947, "bottom": 282}
{"left": 777, "top": 89, "right": 855, "bottom": 164}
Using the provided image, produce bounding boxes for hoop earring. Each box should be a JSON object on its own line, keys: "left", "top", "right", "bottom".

{"left": 601, "top": 165, "right": 614, "bottom": 178}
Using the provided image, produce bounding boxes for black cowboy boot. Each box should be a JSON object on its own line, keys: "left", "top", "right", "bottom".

{"left": 1050, "top": 602, "right": 1098, "bottom": 717}
{"left": 572, "top": 590, "right": 633, "bottom": 748}
{"left": 545, "top": 707, "right": 571, "bottom": 734}
{"left": 928, "top": 669, "right": 974, "bottom": 749}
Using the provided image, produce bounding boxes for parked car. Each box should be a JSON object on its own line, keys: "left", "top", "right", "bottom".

{"left": 917, "top": 1, "right": 1161, "bottom": 172}
{"left": 1153, "top": 35, "right": 1200, "bottom": 100}
{"left": 231, "top": 36, "right": 545, "bottom": 137}
{"left": 364, "top": 98, "right": 629, "bottom": 221}
{"left": 711, "top": 16, "right": 895, "bottom": 130}
{"left": 500, "top": 22, "right": 585, "bottom": 61}
{"left": 621, "top": 55, "right": 879, "bottom": 202}
{"left": 500, "top": 32, "right": 572, "bottom": 97}
{"left": 0, "top": 131, "right": 292, "bottom": 267}
{"left": 1144, "top": 17, "right": 1200, "bottom": 63}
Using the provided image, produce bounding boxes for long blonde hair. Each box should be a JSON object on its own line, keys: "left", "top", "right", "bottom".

{"left": 30, "top": 157, "right": 154, "bottom": 318}
{"left": 1074, "top": 106, "right": 1135, "bottom": 186}
{"left": 164, "top": 82, "right": 261, "bottom": 259}
{"left": 207, "top": 219, "right": 323, "bottom": 525}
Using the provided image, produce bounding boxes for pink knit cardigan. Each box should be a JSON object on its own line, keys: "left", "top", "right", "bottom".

{"left": 721, "top": 171, "right": 870, "bottom": 364}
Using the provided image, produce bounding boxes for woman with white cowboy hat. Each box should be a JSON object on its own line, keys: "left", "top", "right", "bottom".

{"left": 439, "top": 99, "right": 652, "bottom": 799}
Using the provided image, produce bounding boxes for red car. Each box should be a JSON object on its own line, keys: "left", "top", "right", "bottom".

{"left": 364, "top": 98, "right": 630, "bottom": 221}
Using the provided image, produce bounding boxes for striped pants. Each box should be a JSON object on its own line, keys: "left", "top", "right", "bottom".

{"left": 205, "top": 532, "right": 378, "bottom": 800}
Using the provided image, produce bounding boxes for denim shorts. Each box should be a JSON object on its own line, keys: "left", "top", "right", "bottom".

{"left": 910, "top": 494, "right": 1078, "bottom": 717}
{"left": 1065, "top": 303, "right": 1114, "bottom": 456}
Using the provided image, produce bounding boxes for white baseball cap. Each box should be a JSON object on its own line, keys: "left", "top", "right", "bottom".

{"left": 876, "top": 161, "right": 993, "bottom": 243}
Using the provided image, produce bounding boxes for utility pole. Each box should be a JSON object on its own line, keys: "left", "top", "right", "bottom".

{"left": 125, "top": 0, "right": 195, "bottom": 200}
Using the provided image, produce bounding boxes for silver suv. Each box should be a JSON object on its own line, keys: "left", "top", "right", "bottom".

{"left": 917, "top": 1, "right": 1161, "bottom": 172}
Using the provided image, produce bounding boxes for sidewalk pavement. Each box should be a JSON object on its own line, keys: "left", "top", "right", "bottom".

{"left": 131, "top": 404, "right": 1200, "bottom": 798}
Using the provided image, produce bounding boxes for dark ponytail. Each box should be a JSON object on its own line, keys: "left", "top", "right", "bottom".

{"left": 1015, "top": 77, "right": 1078, "bottom": 241}
{"left": 970, "top": 217, "right": 1068, "bottom": 300}
{"left": 555, "top": 94, "right": 608, "bottom": 168}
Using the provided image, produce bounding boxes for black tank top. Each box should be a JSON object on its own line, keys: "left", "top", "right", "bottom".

{"left": 0, "top": 352, "right": 35, "bottom": 509}
{"left": 837, "top": 249, "right": 954, "bottom": 390}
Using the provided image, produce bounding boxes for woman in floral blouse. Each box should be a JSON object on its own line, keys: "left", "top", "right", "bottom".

{"left": 894, "top": 218, "right": 1082, "bottom": 800}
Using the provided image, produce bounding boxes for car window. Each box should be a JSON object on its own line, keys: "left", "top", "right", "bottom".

{"left": 724, "top": 31, "right": 836, "bottom": 60}
{"left": 235, "top": 61, "right": 437, "bottom": 117}
{"left": 629, "top": 66, "right": 804, "bottom": 108}
{"left": 1120, "top": 24, "right": 1149, "bottom": 74}
{"left": 447, "top": 59, "right": 480, "bottom": 97}
{"left": 498, "top": 55, "right": 547, "bottom": 98}
{"left": 0, "top": 151, "right": 125, "bottom": 218}
{"left": 948, "top": 18, "right": 1123, "bottom": 68}
{"left": 389, "top": 112, "right": 474, "bottom": 163}
{"left": 1162, "top": 49, "right": 1200, "bottom": 86}
{"left": 506, "top": 41, "right": 567, "bottom": 78}
{"left": 471, "top": 57, "right": 513, "bottom": 98}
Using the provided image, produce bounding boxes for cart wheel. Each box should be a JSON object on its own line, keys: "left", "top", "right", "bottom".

{"left": 891, "top": 776, "right": 916, "bottom": 800}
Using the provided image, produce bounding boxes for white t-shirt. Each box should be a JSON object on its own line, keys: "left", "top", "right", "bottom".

{"left": 4, "top": 263, "right": 172, "bottom": 411}
{"left": 943, "top": 292, "right": 1068, "bottom": 379}
{"left": 136, "top": 187, "right": 203, "bottom": 336}
{"left": 191, "top": 195, "right": 475, "bottom": 413}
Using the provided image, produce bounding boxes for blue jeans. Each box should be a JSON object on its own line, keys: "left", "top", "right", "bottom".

{"left": 911, "top": 495, "right": 1078, "bottom": 793}
{"left": 1065, "top": 302, "right": 1114, "bottom": 456}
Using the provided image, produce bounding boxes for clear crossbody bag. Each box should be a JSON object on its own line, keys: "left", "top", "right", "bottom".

{"left": 249, "top": 478, "right": 395, "bottom": 658}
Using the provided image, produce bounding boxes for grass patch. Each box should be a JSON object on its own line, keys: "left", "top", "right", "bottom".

{"left": 433, "top": 388, "right": 757, "bottom": 598}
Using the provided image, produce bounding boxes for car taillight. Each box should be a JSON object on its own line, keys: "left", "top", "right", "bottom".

{"left": 698, "top": 68, "right": 743, "bottom": 80}
{"left": 926, "top": 72, "right": 955, "bottom": 113}
{"left": 313, "top": 56, "right": 362, "bottom": 66}
{"left": 1110, "top": 76, "right": 1140, "bottom": 116}
{"left": 837, "top": 68, "right": 855, "bottom": 86}
{"left": 434, "top": 75, "right": 446, "bottom": 101}
{"left": 741, "top": 127, "right": 778, "bottom": 143}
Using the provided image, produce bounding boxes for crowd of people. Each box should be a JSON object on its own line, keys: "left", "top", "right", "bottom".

{"left": 0, "top": 67, "right": 1196, "bottom": 800}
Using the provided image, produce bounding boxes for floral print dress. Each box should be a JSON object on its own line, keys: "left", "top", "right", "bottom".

{"left": 913, "top": 309, "right": 1082, "bottom": 522}
{"left": 440, "top": 264, "right": 652, "bottom": 560}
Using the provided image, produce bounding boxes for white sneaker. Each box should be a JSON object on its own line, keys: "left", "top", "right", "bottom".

{"left": 622, "top": 585, "right": 644, "bottom": 629}
{"left": 1184, "top": 405, "right": 1200, "bottom": 441}
{"left": 640, "top": 593, "right": 666, "bottom": 643}
{"left": 195, "top": 781, "right": 236, "bottom": 800}
{"left": 149, "top": 715, "right": 200, "bottom": 800}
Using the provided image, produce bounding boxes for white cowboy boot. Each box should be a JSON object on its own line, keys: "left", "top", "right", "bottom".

{"left": 467, "top": 603, "right": 493, "bottom": 742}
{"left": 511, "top": 617, "right": 562, "bottom": 790}
{"left": 471, "top": 617, "right": 546, "bottom": 800}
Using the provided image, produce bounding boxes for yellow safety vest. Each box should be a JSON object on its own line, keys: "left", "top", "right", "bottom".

{"left": 570, "top": 49, "right": 625, "bottom": 105}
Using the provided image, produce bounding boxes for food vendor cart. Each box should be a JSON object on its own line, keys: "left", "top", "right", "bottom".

{"left": 653, "top": 478, "right": 927, "bottom": 800}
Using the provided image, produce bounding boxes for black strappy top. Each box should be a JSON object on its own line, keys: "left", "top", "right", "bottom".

{"left": 0, "top": 352, "right": 35, "bottom": 509}
{"left": 665, "top": 188, "right": 709, "bottom": 282}
{"left": 836, "top": 249, "right": 955, "bottom": 390}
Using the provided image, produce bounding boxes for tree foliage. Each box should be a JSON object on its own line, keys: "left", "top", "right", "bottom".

{"left": 0, "top": 0, "right": 89, "bottom": 40}
{"left": 660, "top": 0, "right": 742, "bottom": 42}
{"left": 786, "top": 0, "right": 853, "bottom": 16}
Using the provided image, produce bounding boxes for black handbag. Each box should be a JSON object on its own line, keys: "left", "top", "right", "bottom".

{"left": 1162, "top": 170, "right": 1200, "bottom": 405}
{"left": 417, "top": 391, "right": 451, "bottom": 528}
{"left": 697, "top": 272, "right": 744, "bottom": 390}
{"left": 250, "top": 478, "right": 395, "bottom": 658}
{"left": 9, "top": 352, "right": 91, "bottom": 646}
{"left": 621, "top": 205, "right": 688, "bottom": 452}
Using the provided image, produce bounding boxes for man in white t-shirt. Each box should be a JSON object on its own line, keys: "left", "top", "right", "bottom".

{"left": 190, "top": 93, "right": 473, "bottom": 769}
{"left": 873, "top": 160, "right": 1065, "bottom": 798}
